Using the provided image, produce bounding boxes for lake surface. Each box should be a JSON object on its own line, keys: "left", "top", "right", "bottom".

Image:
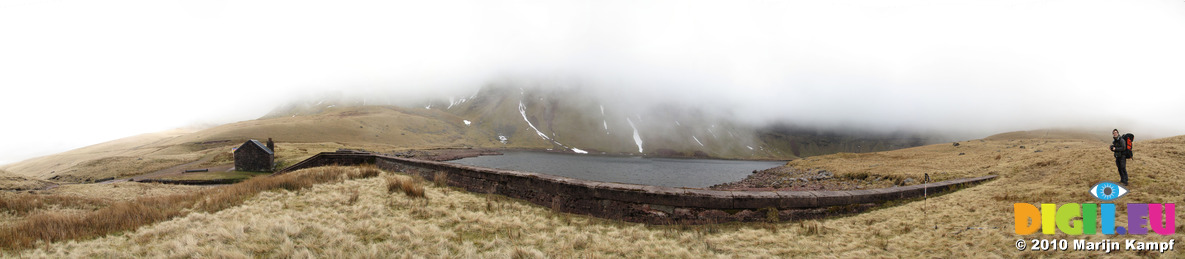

{"left": 448, "top": 151, "right": 784, "bottom": 188}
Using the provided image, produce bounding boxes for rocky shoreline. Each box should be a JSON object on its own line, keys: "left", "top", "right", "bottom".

{"left": 709, "top": 166, "right": 903, "bottom": 191}
{"left": 387, "top": 148, "right": 503, "bottom": 161}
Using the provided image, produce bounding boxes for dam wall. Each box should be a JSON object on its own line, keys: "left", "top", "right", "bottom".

{"left": 278, "top": 150, "right": 995, "bottom": 223}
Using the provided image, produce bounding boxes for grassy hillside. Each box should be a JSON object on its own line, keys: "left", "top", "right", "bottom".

{"left": 983, "top": 129, "right": 1112, "bottom": 142}
{"left": 5, "top": 133, "right": 1183, "bottom": 257}
{"left": 0, "top": 169, "right": 51, "bottom": 190}
{"left": 0, "top": 130, "right": 196, "bottom": 182}
{"left": 0, "top": 106, "right": 481, "bottom": 183}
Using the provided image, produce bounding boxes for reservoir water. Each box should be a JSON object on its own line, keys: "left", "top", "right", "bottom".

{"left": 448, "top": 151, "right": 784, "bottom": 188}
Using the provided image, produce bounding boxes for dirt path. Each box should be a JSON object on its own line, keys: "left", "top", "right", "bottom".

{"left": 98, "top": 153, "right": 226, "bottom": 184}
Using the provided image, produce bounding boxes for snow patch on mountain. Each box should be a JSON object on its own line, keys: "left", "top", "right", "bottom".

{"left": 517, "top": 97, "right": 584, "bottom": 153}
{"left": 626, "top": 117, "right": 643, "bottom": 153}
{"left": 463, "top": 120, "right": 471, "bottom": 126}
{"left": 519, "top": 101, "right": 551, "bottom": 141}
{"left": 599, "top": 105, "right": 609, "bottom": 134}
{"left": 447, "top": 97, "right": 469, "bottom": 109}
{"left": 693, "top": 136, "right": 704, "bottom": 147}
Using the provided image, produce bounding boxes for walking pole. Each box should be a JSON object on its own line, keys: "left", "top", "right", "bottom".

{"left": 925, "top": 173, "right": 933, "bottom": 229}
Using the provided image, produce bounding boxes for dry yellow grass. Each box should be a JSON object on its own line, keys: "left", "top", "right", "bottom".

{"left": 0, "top": 193, "right": 111, "bottom": 217}
{"left": 55, "top": 155, "right": 201, "bottom": 182}
{"left": 983, "top": 129, "right": 1112, "bottom": 142}
{"left": 386, "top": 175, "right": 425, "bottom": 199}
{"left": 0, "top": 106, "right": 449, "bottom": 182}
{"left": 0, "top": 166, "right": 383, "bottom": 251}
{"left": 0, "top": 183, "right": 207, "bottom": 231}
{"left": 40, "top": 182, "right": 209, "bottom": 201}
{"left": 0, "top": 130, "right": 195, "bottom": 180}
{"left": 1, "top": 138, "right": 376, "bottom": 184}
{"left": 6, "top": 133, "right": 1184, "bottom": 258}
{"left": 0, "top": 106, "right": 498, "bottom": 183}
{"left": 0, "top": 169, "right": 51, "bottom": 190}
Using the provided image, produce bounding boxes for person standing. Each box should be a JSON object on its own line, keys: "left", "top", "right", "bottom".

{"left": 1109, "top": 129, "right": 1129, "bottom": 186}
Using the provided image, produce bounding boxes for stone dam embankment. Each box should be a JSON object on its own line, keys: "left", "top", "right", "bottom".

{"left": 277, "top": 150, "right": 996, "bottom": 224}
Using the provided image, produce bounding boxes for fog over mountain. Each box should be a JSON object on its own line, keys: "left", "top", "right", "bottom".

{"left": 2, "top": 0, "right": 1183, "bottom": 164}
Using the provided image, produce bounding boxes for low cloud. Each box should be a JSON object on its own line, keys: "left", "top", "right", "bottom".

{"left": 2, "top": 0, "right": 1183, "bottom": 164}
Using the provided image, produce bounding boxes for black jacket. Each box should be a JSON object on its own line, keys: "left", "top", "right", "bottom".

{"left": 1112, "top": 137, "right": 1128, "bottom": 158}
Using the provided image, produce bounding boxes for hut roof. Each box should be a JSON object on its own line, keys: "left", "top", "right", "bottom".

{"left": 241, "top": 139, "right": 274, "bottom": 155}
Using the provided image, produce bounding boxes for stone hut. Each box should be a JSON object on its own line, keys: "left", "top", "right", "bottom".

{"left": 234, "top": 139, "right": 274, "bottom": 172}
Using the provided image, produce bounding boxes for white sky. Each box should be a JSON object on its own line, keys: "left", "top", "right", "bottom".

{"left": 2, "top": 0, "right": 1184, "bottom": 165}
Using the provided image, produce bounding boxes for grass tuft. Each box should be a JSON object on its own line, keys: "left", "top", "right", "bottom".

{"left": 347, "top": 189, "right": 360, "bottom": 205}
{"left": 764, "top": 207, "right": 779, "bottom": 223}
{"left": 386, "top": 176, "right": 425, "bottom": 199}
{"left": 433, "top": 171, "right": 448, "bottom": 187}
{"left": 798, "top": 220, "right": 827, "bottom": 236}
{"left": 353, "top": 164, "right": 382, "bottom": 179}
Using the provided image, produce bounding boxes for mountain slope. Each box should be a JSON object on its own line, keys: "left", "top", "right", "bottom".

{"left": 432, "top": 85, "right": 775, "bottom": 158}
{"left": 4, "top": 85, "right": 938, "bottom": 182}
{"left": 0, "top": 169, "right": 52, "bottom": 190}
{"left": 0, "top": 130, "right": 200, "bottom": 182}
{"left": 983, "top": 129, "right": 1112, "bottom": 142}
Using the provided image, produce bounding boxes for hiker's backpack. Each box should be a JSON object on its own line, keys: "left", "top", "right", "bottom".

{"left": 1123, "top": 133, "right": 1134, "bottom": 159}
